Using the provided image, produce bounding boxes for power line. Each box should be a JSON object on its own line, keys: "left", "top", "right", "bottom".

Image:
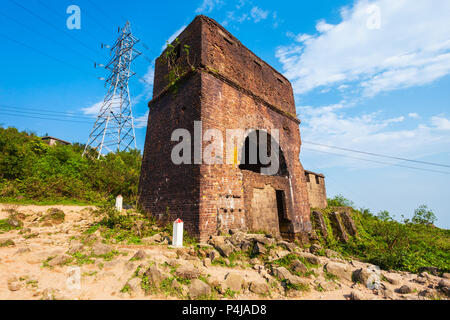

{"left": 0, "top": 10, "right": 96, "bottom": 64}
{"left": 303, "top": 147, "right": 450, "bottom": 175}
{"left": 35, "top": 0, "right": 105, "bottom": 46}
{"left": 0, "top": 111, "right": 93, "bottom": 124}
{"left": 303, "top": 140, "right": 450, "bottom": 169}
{"left": 0, "top": 105, "right": 95, "bottom": 120}
{"left": 10, "top": 0, "right": 100, "bottom": 56}
{"left": 0, "top": 32, "right": 96, "bottom": 77}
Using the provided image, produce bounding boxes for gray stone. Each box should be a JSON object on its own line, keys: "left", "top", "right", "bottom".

{"left": 48, "top": 254, "right": 72, "bottom": 267}
{"left": 145, "top": 264, "right": 166, "bottom": 287}
{"left": 249, "top": 281, "right": 270, "bottom": 294}
{"left": 350, "top": 290, "right": 365, "bottom": 300}
{"left": 309, "top": 244, "right": 322, "bottom": 255}
{"left": 215, "top": 242, "right": 235, "bottom": 257}
{"left": 278, "top": 241, "right": 296, "bottom": 252}
{"left": 383, "top": 272, "right": 402, "bottom": 285}
{"left": 291, "top": 260, "right": 308, "bottom": 274}
{"left": 126, "top": 277, "right": 142, "bottom": 293}
{"left": 273, "top": 267, "right": 292, "bottom": 280}
{"left": 92, "top": 243, "right": 112, "bottom": 256}
{"left": 14, "top": 247, "right": 31, "bottom": 255}
{"left": 325, "top": 262, "right": 353, "bottom": 282}
{"left": 175, "top": 265, "right": 200, "bottom": 280}
{"left": 311, "top": 211, "right": 328, "bottom": 238}
{"left": 396, "top": 284, "right": 412, "bottom": 294}
{"left": 252, "top": 242, "right": 267, "bottom": 255}
{"left": 131, "top": 250, "right": 147, "bottom": 260}
{"left": 8, "top": 277, "right": 23, "bottom": 291}
{"left": 67, "top": 241, "right": 84, "bottom": 254}
{"left": 223, "top": 273, "right": 244, "bottom": 292}
{"left": 0, "top": 238, "right": 15, "bottom": 247}
{"left": 298, "top": 252, "right": 321, "bottom": 266}
{"left": 189, "top": 279, "right": 211, "bottom": 299}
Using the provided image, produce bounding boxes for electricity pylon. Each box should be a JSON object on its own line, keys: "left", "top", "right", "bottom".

{"left": 83, "top": 21, "right": 141, "bottom": 159}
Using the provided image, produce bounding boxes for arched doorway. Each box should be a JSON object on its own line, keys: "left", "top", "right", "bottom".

{"left": 239, "top": 130, "right": 292, "bottom": 235}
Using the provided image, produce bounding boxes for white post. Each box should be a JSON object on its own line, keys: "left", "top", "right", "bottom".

{"left": 115, "top": 195, "right": 123, "bottom": 212}
{"left": 172, "top": 218, "right": 184, "bottom": 248}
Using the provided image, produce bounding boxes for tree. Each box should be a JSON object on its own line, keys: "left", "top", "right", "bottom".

{"left": 412, "top": 205, "right": 437, "bottom": 226}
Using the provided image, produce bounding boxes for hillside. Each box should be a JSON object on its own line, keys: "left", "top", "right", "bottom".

{"left": 0, "top": 127, "right": 141, "bottom": 205}
{"left": 0, "top": 203, "right": 448, "bottom": 300}
{"left": 0, "top": 126, "right": 449, "bottom": 288}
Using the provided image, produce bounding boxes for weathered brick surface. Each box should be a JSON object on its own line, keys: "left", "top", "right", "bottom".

{"left": 139, "top": 15, "right": 311, "bottom": 241}
{"left": 305, "top": 171, "right": 327, "bottom": 209}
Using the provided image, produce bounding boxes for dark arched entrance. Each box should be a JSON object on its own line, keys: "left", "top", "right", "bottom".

{"left": 239, "top": 130, "right": 292, "bottom": 235}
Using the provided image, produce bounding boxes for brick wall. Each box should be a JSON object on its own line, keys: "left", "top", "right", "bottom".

{"left": 305, "top": 171, "right": 327, "bottom": 209}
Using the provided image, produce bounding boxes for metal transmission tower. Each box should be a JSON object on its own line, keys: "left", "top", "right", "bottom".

{"left": 83, "top": 21, "right": 141, "bottom": 159}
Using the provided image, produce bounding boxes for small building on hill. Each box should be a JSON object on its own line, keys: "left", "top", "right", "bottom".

{"left": 41, "top": 136, "right": 72, "bottom": 147}
{"left": 305, "top": 170, "right": 327, "bottom": 209}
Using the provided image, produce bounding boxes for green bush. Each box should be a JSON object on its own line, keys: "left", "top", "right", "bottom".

{"left": 0, "top": 127, "right": 141, "bottom": 204}
{"left": 316, "top": 195, "right": 449, "bottom": 273}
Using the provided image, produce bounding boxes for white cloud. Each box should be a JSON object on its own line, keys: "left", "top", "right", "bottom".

{"left": 431, "top": 116, "right": 450, "bottom": 131}
{"left": 408, "top": 112, "right": 420, "bottom": 119}
{"left": 250, "top": 6, "right": 269, "bottom": 23}
{"left": 82, "top": 101, "right": 103, "bottom": 117}
{"left": 196, "top": 0, "right": 223, "bottom": 14}
{"left": 134, "top": 111, "right": 149, "bottom": 129}
{"left": 277, "top": 0, "right": 450, "bottom": 97}
{"left": 299, "top": 104, "right": 450, "bottom": 169}
{"left": 161, "top": 25, "right": 187, "bottom": 52}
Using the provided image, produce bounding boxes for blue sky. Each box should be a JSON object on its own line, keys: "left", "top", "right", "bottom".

{"left": 0, "top": 0, "right": 449, "bottom": 227}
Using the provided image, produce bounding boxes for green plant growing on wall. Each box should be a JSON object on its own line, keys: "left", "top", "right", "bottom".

{"left": 163, "top": 37, "right": 196, "bottom": 94}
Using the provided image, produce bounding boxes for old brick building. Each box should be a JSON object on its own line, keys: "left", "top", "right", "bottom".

{"left": 304, "top": 170, "right": 327, "bottom": 209}
{"left": 139, "top": 15, "right": 313, "bottom": 241}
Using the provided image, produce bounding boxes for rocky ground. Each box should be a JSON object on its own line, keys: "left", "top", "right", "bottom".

{"left": 0, "top": 204, "right": 448, "bottom": 300}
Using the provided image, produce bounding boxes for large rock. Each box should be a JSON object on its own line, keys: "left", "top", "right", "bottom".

{"left": 329, "top": 212, "right": 349, "bottom": 242}
{"left": 277, "top": 241, "right": 296, "bottom": 252}
{"left": 311, "top": 211, "right": 328, "bottom": 238}
{"left": 298, "top": 252, "right": 321, "bottom": 266}
{"left": 325, "top": 262, "right": 353, "bottom": 282}
{"left": 383, "top": 272, "right": 402, "bottom": 285}
{"left": 438, "top": 279, "right": 450, "bottom": 296}
{"left": 67, "top": 241, "right": 84, "bottom": 255}
{"left": 353, "top": 267, "right": 379, "bottom": 287}
{"left": 215, "top": 242, "right": 235, "bottom": 257}
{"left": 252, "top": 242, "right": 267, "bottom": 255}
{"left": 291, "top": 260, "right": 308, "bottom": 274}
{"left": 48, "top": 254, "right": 72, "bottom": 267}
{"left": 131, "top": 250, "right": 147, "bottom": 261}
{"left": 0, "top": 238, "right": 15, "bottom": 247}
{"left": 288, "top": 275, "right": 310, "bottom": 287}
{"left": 249, "top": 281, "right": 270, "bottom": 294}
{"left": 309, "top": 244, "right": 322, "bottom": 255}
{"left": 228, "top": 231, "right": 247, "bottom": 247}
{"left": 7, "top": 216, "right": 23, "bottom": 229}
{"left": 144, "top": 264, "right": 166, "bottom": 287}
{"left": 273, "top": 267, "right": 292, "bottom": 280}
{"left": 126, "top": 277, "right": 143, "bottom": 294}
{"left": 175, "top": 265, "right": 200, "bottom": 280}
{"left": 92, "top": 243, "right": 112, "bottom": 256}
{"left": 350, "top": 291, "right": 366, "bottom": 300}
{"left": 7, "top": 277, "right": 23, "bottom": 291}
{"left": 223, "top": 273, "right": 244, "bottom": 292}
{"left": 142, "top": 234, "right": 162, "bottom": 244}
{"left": 396, "top": 285, "right": 412, "bottom": 294}
{"left": 249, "top": 234, "right": 273, "bottom": 246}
{"left": 340, "top": 210, "right": 357, "bottom": 236}
{"left": 189, "top": 279, "right": 211, "bottom": 299}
